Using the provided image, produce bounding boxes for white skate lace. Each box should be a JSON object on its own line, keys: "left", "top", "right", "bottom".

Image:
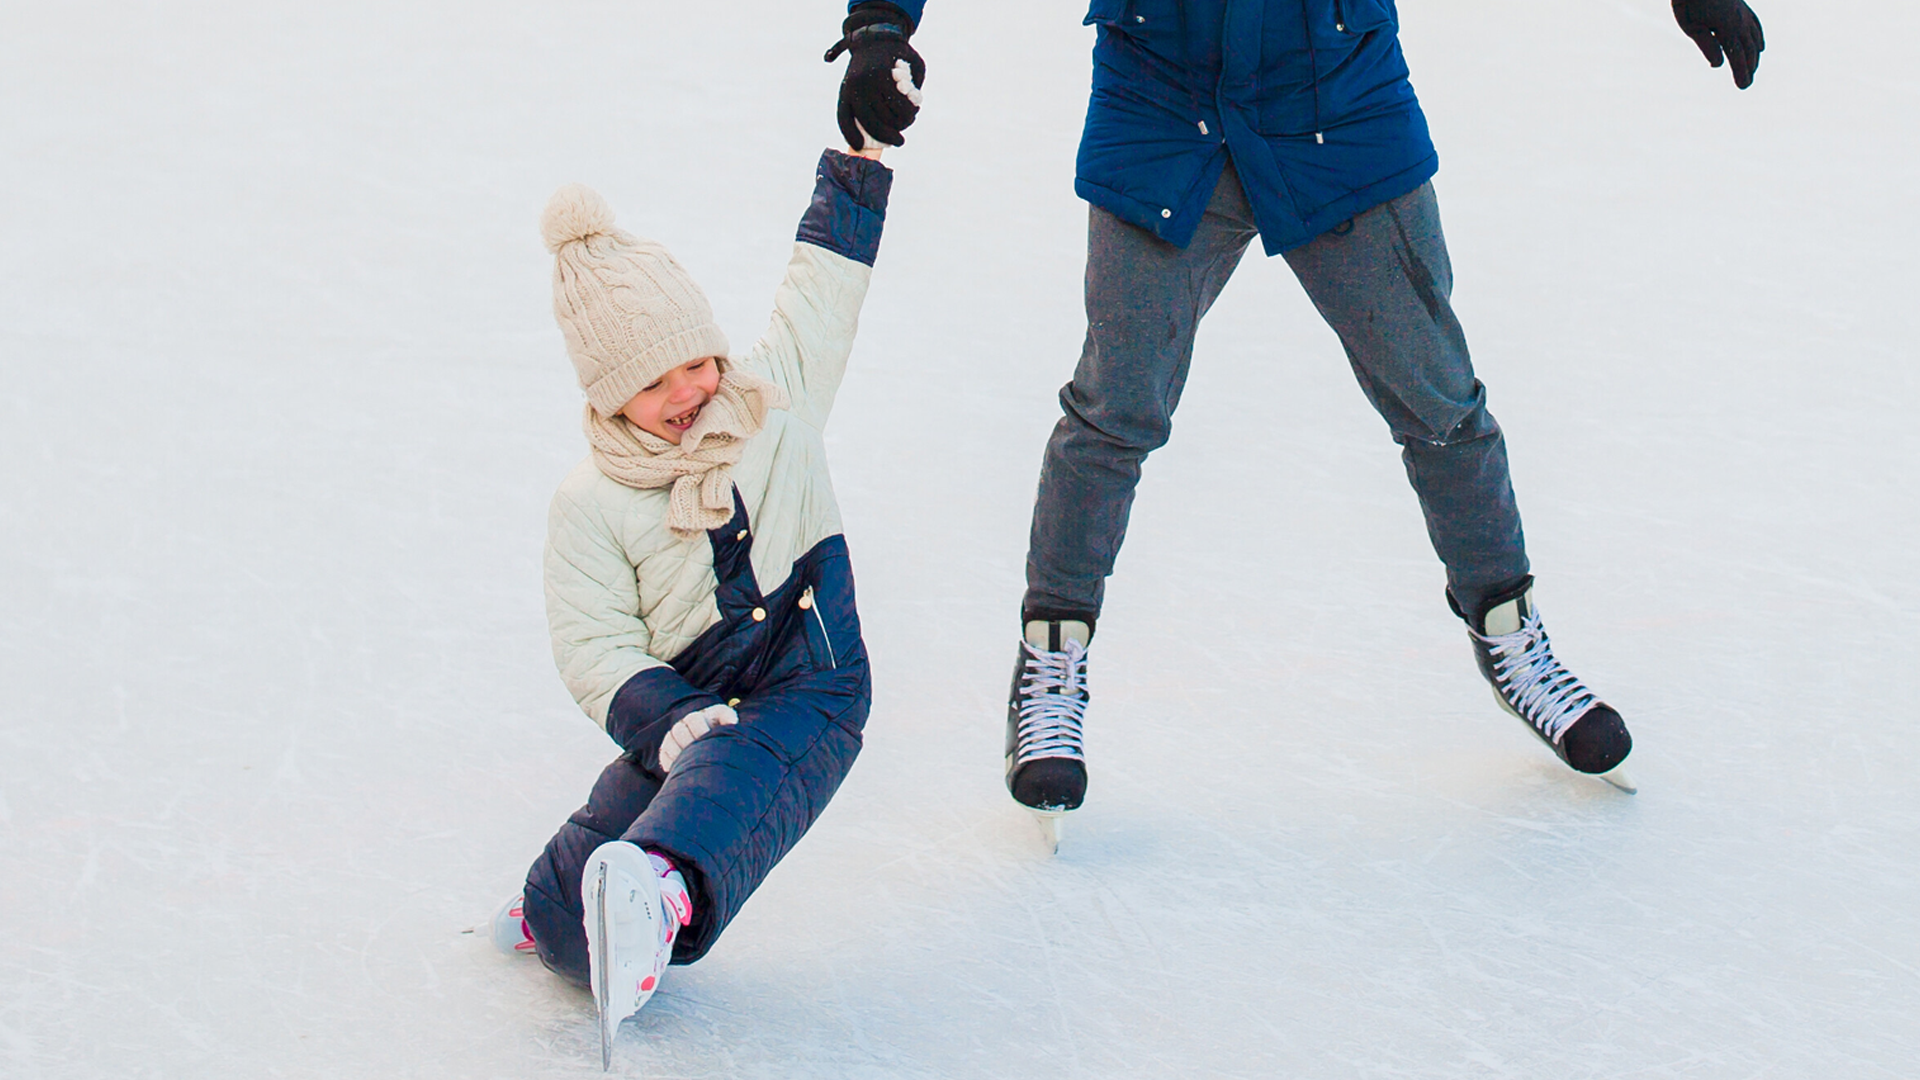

{"left": 1473, "top": 605, "right": 1596, "bottom": 743}
{"left": 1013, "top": 639, "right": 1089, "bottom": 766}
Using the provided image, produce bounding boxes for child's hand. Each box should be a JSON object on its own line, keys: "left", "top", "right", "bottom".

{"left": 658, "top": 702, "right": 739, "bottom": 773}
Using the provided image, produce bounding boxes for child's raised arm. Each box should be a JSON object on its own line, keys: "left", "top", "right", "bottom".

{"left": 735, "top": 149, "right": 895, "bottom": 430}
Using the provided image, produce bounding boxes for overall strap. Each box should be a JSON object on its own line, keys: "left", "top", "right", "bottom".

{"left": 704, "top": 486, "right": 762, "bottom": 620}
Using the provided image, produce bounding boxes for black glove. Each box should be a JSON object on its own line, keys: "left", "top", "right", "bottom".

{"left": 824, "top": 2, "right": 926, "bottom": 149}
{"left": 1672, "top": 0, "right": 1766, "bottom": 89}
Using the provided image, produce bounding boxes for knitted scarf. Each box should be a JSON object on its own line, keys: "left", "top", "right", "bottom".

{"left": 583, "top": 366, "right": 789, "bottom": 537}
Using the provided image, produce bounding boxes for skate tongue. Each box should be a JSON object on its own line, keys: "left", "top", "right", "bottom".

{"left": 1482, "top": 600, "right": 1522, "bottom": 637}
{"left": 1479, "top": 589, "right": 1536, "bottom": 637}
{"left": 1024, "top": 619, "right": 1091, "bottom": 652}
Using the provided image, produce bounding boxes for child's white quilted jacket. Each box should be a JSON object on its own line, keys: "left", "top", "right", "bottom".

{"left": 543, "top": 241, "right": 871, "bottom": 729}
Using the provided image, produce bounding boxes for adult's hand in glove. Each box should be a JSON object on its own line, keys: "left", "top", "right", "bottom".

{"left": 658, "top": 702, "right": 738, "bottom": 774}
{"left": 824, "top": 2, "right": 926, "bottom": 149}
{"left": 1672, "top": 0, "right": 1766, "bottom": 89}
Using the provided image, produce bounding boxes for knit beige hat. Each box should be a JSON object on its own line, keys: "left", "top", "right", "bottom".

{"left": 541, "top": 184, "right": 730, "bottom": 417}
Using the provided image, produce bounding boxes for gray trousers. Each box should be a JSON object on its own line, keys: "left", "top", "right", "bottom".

{"left": 1024, "top": 165, "right": 1530, "bottom": 622}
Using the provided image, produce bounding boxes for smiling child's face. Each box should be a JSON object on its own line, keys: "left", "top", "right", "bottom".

{"left": 619, "top": 356, "right": 723, "bottom": 444}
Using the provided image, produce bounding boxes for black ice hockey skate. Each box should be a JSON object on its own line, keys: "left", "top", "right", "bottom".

{"left": 1006, "top": 618, "right": 1092, "bottom": 846}
{"left": 1457, "top": 577, "right": 1635, "bottom": 792}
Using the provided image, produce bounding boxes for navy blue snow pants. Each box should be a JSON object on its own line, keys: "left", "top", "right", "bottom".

{"left": 521, "top": 501, "right": 870, "bottom": 985}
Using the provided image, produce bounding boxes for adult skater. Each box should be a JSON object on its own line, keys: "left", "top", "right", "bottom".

{"left": 490, "top": 56, "right": 921, "bottom": 1065}
{"left": 823, "top": 0, "right": 1763, "bottom": 821}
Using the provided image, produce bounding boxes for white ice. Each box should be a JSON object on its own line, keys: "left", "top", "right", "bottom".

{"left": 3, "top": 1, "right": 1916, "bottom": 1076}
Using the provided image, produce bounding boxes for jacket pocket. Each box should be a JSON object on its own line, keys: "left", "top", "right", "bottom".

{"left": 1085, "top": 0, "right": 1182, "bottom": 41}
{"left": 1330, "top": 0, "right": 1396, "bottom": 37}
{"left": 1270, "top": 1, "right": 1397, "bottom": 61}
{"left": 798, "top": 587, "right": 839, "bottom": 671}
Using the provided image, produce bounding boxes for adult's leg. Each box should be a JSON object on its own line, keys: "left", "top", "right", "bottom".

{"left": 1023, "top": 163, "right": 1260, "bottom": 623}
{"left": 1280, "top": 183, "right": 1529, "bottom": 612}
{"left": 522, "top": 754, "right": 662, "bottom": 988}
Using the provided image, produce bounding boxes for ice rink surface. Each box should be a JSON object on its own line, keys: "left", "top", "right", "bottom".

{"left": 3, "top": 0, "right": 1916, "bottom": 1075}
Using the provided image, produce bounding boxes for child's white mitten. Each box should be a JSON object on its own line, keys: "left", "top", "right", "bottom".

{"left": 658, "top": 702, "right": 739, "bottom": 774}
{"left": 892, "top": 58, "right": 924, "bottom": 108}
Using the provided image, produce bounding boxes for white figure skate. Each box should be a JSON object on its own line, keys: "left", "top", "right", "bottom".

{"left": 582, "top": 842, "right": 690, "bottom": 1070}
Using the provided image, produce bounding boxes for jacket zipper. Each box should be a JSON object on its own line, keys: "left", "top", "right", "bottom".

{"left": 804, "top": 587, "right": 838, "bottom": 669}
{"left": 1301, "top": 3, "right": 1324, "bottom": 143}
{"left": 1174, "top": 2, "right": 1210, "bottom": 139}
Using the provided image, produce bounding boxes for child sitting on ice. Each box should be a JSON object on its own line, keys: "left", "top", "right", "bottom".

{"left": 491, "top": 139, "right": 899, "bottom": 1057}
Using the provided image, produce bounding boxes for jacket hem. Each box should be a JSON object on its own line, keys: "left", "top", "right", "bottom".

{"left": 1263, "top": 149, "right": 1439, "bottom": 256}
{"left": 1073, "top": 149, "right": 1227, "bottom": 251}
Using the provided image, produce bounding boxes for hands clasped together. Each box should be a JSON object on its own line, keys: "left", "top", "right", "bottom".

{"left": 824, "top": 2, "right": 926, "bottom": 150}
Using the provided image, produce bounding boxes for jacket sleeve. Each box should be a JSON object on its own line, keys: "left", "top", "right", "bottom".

{"left": 543, "top": 485, "right": 722, "bottom": 762}
{"left": 848, "top": 0, "right": 923, "bottom": 29}
{"left": 737, "top": 149, "right": 893, "bottom": 431}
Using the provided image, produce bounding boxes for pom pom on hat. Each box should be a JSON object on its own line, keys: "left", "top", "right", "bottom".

{"left": 540, "top": 183, "right": 617, "bottom": 254}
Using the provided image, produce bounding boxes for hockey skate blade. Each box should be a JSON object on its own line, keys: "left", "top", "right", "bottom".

{"left": 1030, "top": 809, "right": 1067, "bottom": 854}
{"left": 1596, "top": 767, "right": 1637, "bottom": 794}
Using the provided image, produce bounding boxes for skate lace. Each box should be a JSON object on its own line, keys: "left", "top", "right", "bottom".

{"left": 1473, "top": 606, "right": 1596, "bottom": 743}
{"left": 1013, "top": 639, "right": 1089, "bottom": 765}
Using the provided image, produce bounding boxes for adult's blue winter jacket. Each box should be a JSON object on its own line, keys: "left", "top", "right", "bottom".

{"left": 867, "top": 0, "right": 1437, "bottom": 254}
